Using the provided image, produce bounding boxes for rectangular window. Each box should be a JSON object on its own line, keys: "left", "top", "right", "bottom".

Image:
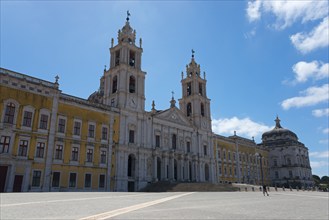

{"left": 39, "top": 114, "right": 48, "bottom": 129}
{"left": 58, "top": 118, "right": 66, "bottom": 133}
{"left": 73, "top": 121, "right": 81, "bottom": 136}
{"left": 4, "top": 103, "right": 15, "bottom": 124}
{"left": 0, "top": 136, "right": 10, "bottom": 153}
{"left": 35, "top": 142, "right": 45, "bottom": 158}
{"left": 100, "top": 150, "right": 106, "bottom": 164}
{"left": 129, "top": 130, "right": 135, "bottom": 143}
{"left": 87, "top": 149, "right": 93, "bottom": 162}
{"left": 228, "top": 152, "right": 231, "bottom": 160}
{"left": 22, "top": 111, "right": 32, "bottom": 127}
{"left": 32, "top": 170, "right": 41, "bottom": 187}
{"left": 186, "top": 141, "right": 190, "bottom": 153}
{"left": 85, "top": 174, "right": 91, "bottom": 188}
{"left": 172, "top": 134, "right": 177, "bottom": 150}
{"left": 102, "top": 127, "right": 108, "bottom": 140}
{"left": 223, "top": 151, "right": 226, "bottom": 160}
{"left": 275, "top": 171, "right": 279, "bottom": 179}
{"left": 218, "top": 150, "right": 221, "bottom": 159}
{"left": 203, "top": 145, "right": 207, "bottom": 156}
{"left": 55, "top": 145, "right": 63, "bottom": 160}
{"left": 155, "top": 135, "right": 160, "bottom": 148}
{"left": 274, "top": 159, "right": 277, "bottom": 167}
{"left": 72, "top": 147, "right": 79, "bottom": 161}
{"left": 99, "top": 174, "right": 105, "bottom": 188}
{"left": 88, "top": 124, "right": 95, "bottom": 138}
{"left": 52, "top": 172, "right": 60, "bottom": 187}
{"left": 289, "top": 170, "right": 293, "bottom": 178}
{"left": 69, "top": 173, "right": 77, "bottom": 187}
{"left": 18, "top": 140, "right": 28, "bottom": 157}
{"left": 233, "top": 153, "right": 236, "bottom": 161}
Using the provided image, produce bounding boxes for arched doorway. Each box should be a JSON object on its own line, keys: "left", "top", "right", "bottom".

{"left": 157, "top": 157, "right": 161, "bottom": 181}
{"left": 205, "top": 163, "right": 210, "bottom": 181}
{"left": 127, "top": 154, "right": 136, "bottom": 192}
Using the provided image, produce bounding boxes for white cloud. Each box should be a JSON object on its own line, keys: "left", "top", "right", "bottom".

{"left": 323, "top": 128, "right": 329, "bottom": 134}
{"left": 292, "top": 61, "right": 329, "bottom": 83}
{"left": 310, "top": 151, "right": 329, "bottom": 158}
{"left": 319, "top": 139, "right": 329, "bottom": 144}
{"left": 246, "top": 0, "right": 262, "bottom": 22}
{"left": 290, "top": 17, "right": 329, "bottom": 54}
{"left": 212, "top": 117, "right": 272, "bottom": 140}
{"left": 246, "top": 1, "right": 329, "bottom": 29}
{"left": 312, "top": 108, "right": 329, "bottom": 117}
{"left": 281, "top": 84, "right": 329, "bottom": 110}
{"left": 310, "top": 160, "right": 329, "bottom": 169}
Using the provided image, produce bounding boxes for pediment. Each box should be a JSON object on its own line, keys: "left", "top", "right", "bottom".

{"left": 154, "top": 107, "right": 192, "bottom": 127}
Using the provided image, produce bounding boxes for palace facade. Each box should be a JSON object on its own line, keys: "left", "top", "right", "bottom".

{"left": 0, "top": 17, "right": 312, "bottom": 192}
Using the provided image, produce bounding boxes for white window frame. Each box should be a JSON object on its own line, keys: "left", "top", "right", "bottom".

{"left": 73, "top": 119, "right": 82, "bottom": 138}
{"left": 38, "top": 109, "right": 50, "bottom": 133}
{"left": 17, "top": 137, "right": 30, "bottom": 159}
{"left": 87, "top": 122, "right": 96, "bottom": 141}
{"left": 57, "top": 116, "right": 67, "bottom": 136}
{"left": 1, "top": 99, "right": 20, "bottom": 126}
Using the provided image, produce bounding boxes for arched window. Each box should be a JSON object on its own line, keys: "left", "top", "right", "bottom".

{"left": 199, "top": 83, "right": 203, "bottom": 95}
{"left": 129, "top": 76, "right": 136, "bottom": 93}
{"left": 201, "top": 103, "right": 205, "bottom": 116}
{"left": 112, "top": 76, "right": 117, "bottom": 93}
{"left": 187, "top": 82, "right": 191, "bottom": 96}
{"left": 4, "top": 102, "right": 16, "bottom": 124}
{"left": 186, "top": 103, "right": 192, "bottom": 117}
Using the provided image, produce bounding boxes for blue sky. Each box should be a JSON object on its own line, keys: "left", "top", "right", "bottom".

{"left": 1, "top": 1, "right": 328, "bottom": 177}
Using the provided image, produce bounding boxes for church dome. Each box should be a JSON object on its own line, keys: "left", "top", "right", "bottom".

{"left": 262, "top": 116, "right": 298, "bottom": 142}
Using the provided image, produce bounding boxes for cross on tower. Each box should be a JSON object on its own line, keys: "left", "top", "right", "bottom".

{"left": 171, "top": 91, "right": 175, "bottom": 99}
{"left": 191, "top": 49, "right": 195, "bottom": 58}
{"left": 126, "top": 10, "right": 131, "bottom": 21}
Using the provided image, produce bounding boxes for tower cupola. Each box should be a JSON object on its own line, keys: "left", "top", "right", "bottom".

{"left": 118, "top": 12, "right": 136, "bottom": 44}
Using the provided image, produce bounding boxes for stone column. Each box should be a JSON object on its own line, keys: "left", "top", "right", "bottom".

{"left": 106, "top": 117, "right": 114, "bottom": 191}
{"left": 42, "top": 90, "right": 59, "bottom": 192}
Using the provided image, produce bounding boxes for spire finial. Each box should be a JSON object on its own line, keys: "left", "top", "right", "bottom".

{"left": 170, "top": 91, "right": 176, "bottom": 108}
{"left": 126, "top": 10, "right": 131, "bottom": 21}
{"left": 55, "top": 75, "right": 59, "bottom": 84}
{"left": 171, "top": 91, "right": 175, "bottom": 99}
{"left": 191, "top": 49, "right": 195, "bottom": 58}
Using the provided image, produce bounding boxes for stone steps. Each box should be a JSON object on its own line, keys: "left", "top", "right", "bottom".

{"left": 140, "top": 181, "right": 239, "bottom": 192}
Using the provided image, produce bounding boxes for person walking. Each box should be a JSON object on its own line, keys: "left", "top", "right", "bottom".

{"left": 263, "top": 185, "right": 269, "bottom": 196}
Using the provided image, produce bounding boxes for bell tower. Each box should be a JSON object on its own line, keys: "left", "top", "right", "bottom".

{"left": 178, "top": 51, "right": 211, "bottom": 131}
{"left": 103, "top": 12, "right": 146, "bottom": 112}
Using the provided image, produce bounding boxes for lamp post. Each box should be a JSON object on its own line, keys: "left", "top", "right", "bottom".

{"left": 255, "top": 153, "right": 264, "bottom": 186}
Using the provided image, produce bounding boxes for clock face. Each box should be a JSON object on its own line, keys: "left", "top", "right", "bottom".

{"left": 202, "top": 121, "right": 207, "bottom": 128}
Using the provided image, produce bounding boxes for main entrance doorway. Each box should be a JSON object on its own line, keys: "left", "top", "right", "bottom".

{"left": 0, "top": 166, "right": 8, "bottom": 192}
{"left": 13, "top": 175, "right": 23, "bottom": 192}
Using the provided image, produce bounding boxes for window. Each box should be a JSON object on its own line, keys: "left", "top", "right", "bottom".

{"left": 73, "top": 121, "right": 81, "bottom": 136}
{"left": 112, "top": 76, "right": 118, "bottom": 93}
{"left": 52, "top": 172, "right": 60, "bottom": 187}
{"left": 223, "top": 151, "right": 226, "bottom": 160}
{"left": 69, "top": 173, "right": 77, "bottom": 187}
{"left": 201, "top": 103, "right": 205, "bottom": 117}
{"left": 115, "top": 51, "right": 120, "bottom": 66}
{"left": 287, "top": 158, "right": 291, "bottom": 166}
{"left": 102, "top": 127, "right": 108, "bottom": 140}
{"left": 218, "top": 150, "right": 221, "bottom": 159}
{"left": 129, "top": 51, "right": 135, "bottom": 67}
{"left": 155, "top": 135, "right": 160, "bottom": 148}
{"left": 85, "top": 174, "right": 91, "bottom": 188}
{"left": 186, "top": 103, "right": 192, "bottom": 117}
{"left": 100, "top": 150, "right": 106, "bottom": 164}
{"left": 186, "top": 141, "right": 191, "bottom": 153}
{"left": 88, "top": 124, "right": 95, "bottom": 138}
{"left": 129, "top": 130, "right": 135, "bottom": 143}
{"left": 129, "top": 76, "right": 136, "bottom": 93}
{"left": 58, "top": 118, "right": 66, "bottom": 133}
{"left": 72, "top": 147, "right": 79, "bottom": 161}
{"left": 39, "top": 114, "right": 48, "bottom": 129}
{"left": 36, "top": 142, "right": 45, "bottom": 158}
{"left": 32, "top": 170, "right": 41, "bottom": 187}
{"left": 55, "top": 145, "right": 63, "bottom": 160}
{"left": 289, "top": 170, "right": 293, "bottom": 178}
{"left": 274, "top": 159, "right": 277, "bottom": 167}
{"left": 199, "top": 83, "right": 203, "bottom": 95}
{"left": 172, "top": 134, "right": 177, "bottom": 150}
{"left": 0, "top": 136, "right": 10, "bottom": 153}
{"left": 187, "top": 82, "right": 191, "bottom": 96}
{"left": 22, "top": 111, "right": 33, "bottom": 127}
{"left": 18, "top": 140, "right": 28, "bottom": 157}
{"left": 87, "top": 149, "right": 93, "bottom": 162}
{"left": 99, "top": 174, "right": 105, "bottom": 188}
{"left": 4, "top": 102, "right": 15, "bottom": 124}
{"left": 275, "top": 171, "right": 279, "bottom": 179}
{"left": 203, "top": 145, "right": 207, "bottom": 156}
{"left": 233, "top": 152, "right": 236, "bottom": 161}
{"left": 228, "top": 152, "right": 231, "bottom": 160}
